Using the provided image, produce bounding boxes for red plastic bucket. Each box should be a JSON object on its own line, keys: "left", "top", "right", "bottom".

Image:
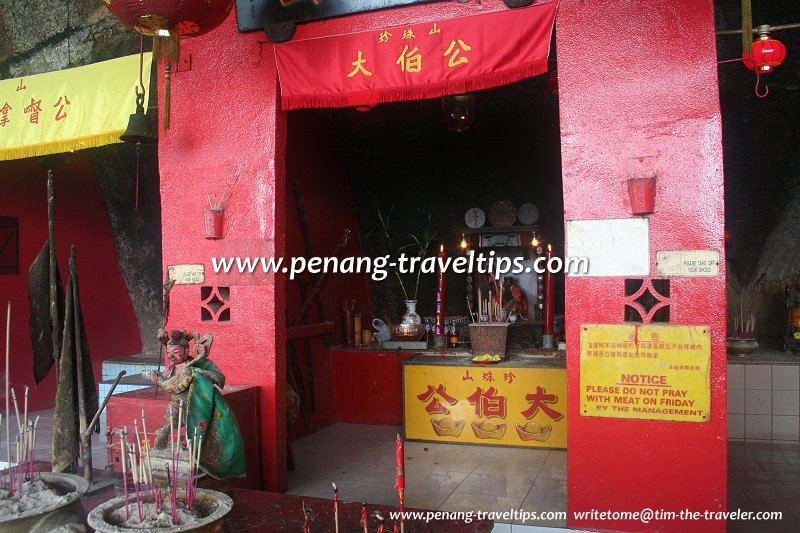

{"left": 627, "top": 177, "right": 657, "bottom": 215}
{"left": 204, "top": 209, "right": 224, "bottom": 239}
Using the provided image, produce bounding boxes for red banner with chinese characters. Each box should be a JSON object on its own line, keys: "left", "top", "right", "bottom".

{"left": 274, "top": 2, "right": 558, "bottom": 110}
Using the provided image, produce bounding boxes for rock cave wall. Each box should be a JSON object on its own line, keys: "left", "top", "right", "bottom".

{"left": 1, "top": 0, "right": 163, "bottom": 353}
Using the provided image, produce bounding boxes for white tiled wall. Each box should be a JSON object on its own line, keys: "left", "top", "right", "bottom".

{"left": 97, "top": 356, "right": 161, "bottom": 435}
{"left": 728, "top": 363, "right": 800, "bottom": 442}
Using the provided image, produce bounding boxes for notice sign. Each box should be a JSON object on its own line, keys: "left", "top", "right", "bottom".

{"left": 167, "top": 264, "right": 204, "bottom": 285}
{"left": 580, "top": 324, "right": 711, "bottom": 422}
{"left": 656, "top": 250, "right": 720, "bottom": 277}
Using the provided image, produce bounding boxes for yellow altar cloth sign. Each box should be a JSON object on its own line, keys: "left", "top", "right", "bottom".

{"left": 0, "top": 53, "right": 152, "bottom": 161}
{"left": 404, "top": 364, "right": 567, "bottom": 448}
{"left": 580, "top": 324, "right": 711, "bottom": 422}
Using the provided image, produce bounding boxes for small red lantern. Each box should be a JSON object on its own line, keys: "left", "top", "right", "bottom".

{"left": 103, "top": 0, "right": 234, "bottom": 127}
{"left": 742, "top": 25, "right": 786, "bottom": 73}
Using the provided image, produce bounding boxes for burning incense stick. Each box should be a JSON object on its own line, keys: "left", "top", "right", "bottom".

{"left": 195, "top": 435, "right": 203, "bottom": 505}
{"left": 361, "top": 502, "right": 368, "bottom": 533}
{"left": 23, "top": 386, "right": 28, "bottom": 442}
{"left": 177, "top": 400, "right": 183, "bottom": 451}
{"left": 31, "top": 416, "right": 39, "bottom": 480}
{"left": 395, "top": 433, "right": 405, "bottom": 533}
{"left": 121, "top": 427, "right": 130, "bottom": 520}
{"left": 302, "top": 501, "right": 311, "bottom": 533}
{"left": 140, "top": 410, "right": 155, "bottom": 501}
{"left": 375, "top": 511, "right": 385, "bottom": 533}
{"left": 333, "top": 482, "right": 339, "bottom": 533}
{"left": 4, "top": 301, "right": 10, "bottom": 485}
{"left": 169, "top": 405, "right": 174, "bottom": 457}
{"left": 129, "top": 444, "right": 143, "bottom": 523}
{"left": 10, "top": 388, "right": 21, "bottom": 435}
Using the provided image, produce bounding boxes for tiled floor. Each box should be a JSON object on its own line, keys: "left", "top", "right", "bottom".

{"left": 287, "top": 423, "right": 568, "bottom": 529}
{"left": 728, "top": 440, "right": 800, "bottom": 533}
{"left": 291, "top": 424, "right": 800, "bottom": 532}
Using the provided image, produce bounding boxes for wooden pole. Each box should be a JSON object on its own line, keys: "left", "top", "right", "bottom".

{"left": 84, "top": 371, "right": 126, "bottom": 437}
{"left": 72, "top": 252, "right": 92, "bottom": 482}
{"left": 47, "top": 171, "right": 60, "bottom": 378}
{"left": 5, "top": 301, "right": 10, "bottom": 475}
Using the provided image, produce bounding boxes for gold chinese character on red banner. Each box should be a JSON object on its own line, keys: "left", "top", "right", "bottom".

{"left": 24, "top": 98, "right": 42, "bottom": 124}
{"left": 378, "top": 30, "right": 392, "bottom": 44}
{"left": 402, "top": 29, "right": 415, "bottom": 40}
{"left": 429, "top": 23, "right": 441, "bottom": 35}
{"left": 444, "top": 39, "right": 472, "bottom": 68}
{"left": 53, "top": 95, "right": 71, "bottom": 121}
{"left": 396, "top": 45, "right": 422, "bottom": 73}
{"left": 347, "top": 50, "right": 373, "bottom": 77}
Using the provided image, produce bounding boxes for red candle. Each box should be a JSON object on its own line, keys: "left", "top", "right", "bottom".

{"left": 436, "top": 245, "right": 447, "bottom": 335}
{"left": 543, "top": 244, "right": 555, "bottom": 336}
{"left": 395, "top": 434, "right": 405, "bottom": 531}
{"left": 394, "top": 434, "right": 405, "bottom": 489}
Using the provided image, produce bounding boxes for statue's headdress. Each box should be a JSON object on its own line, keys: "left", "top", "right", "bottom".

{"left": 158, "top": 329, "right": 191, "bottom": 349}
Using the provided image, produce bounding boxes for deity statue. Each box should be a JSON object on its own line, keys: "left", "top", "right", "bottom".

{"left": 148, "top": 329, "right": 245, "bottom": 479}
{"left": 502, "top": 277, "right": 529, "bottom": 320}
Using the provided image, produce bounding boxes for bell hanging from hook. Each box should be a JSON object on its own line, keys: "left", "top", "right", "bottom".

{"left": 120, "top": 91, "right": 154, "bottom": 144}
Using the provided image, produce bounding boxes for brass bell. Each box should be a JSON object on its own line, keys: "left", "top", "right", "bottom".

{"left": 120, "top": 92, "right": 154, "bottom": 144}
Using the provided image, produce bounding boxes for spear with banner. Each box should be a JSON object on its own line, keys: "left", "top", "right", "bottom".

{"left": 28, "top": 170, "right": 64, "bottom": 384}
{"left": 51, "top": 247, "right": 98, "bottom": 479}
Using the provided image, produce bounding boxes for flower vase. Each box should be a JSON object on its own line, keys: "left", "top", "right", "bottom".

{"left": 392, "top": 300, "right": 425, "bottom": 341}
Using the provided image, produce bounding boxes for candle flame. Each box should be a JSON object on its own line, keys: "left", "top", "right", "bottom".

{"left": 532, "top": 237, "right": 539, "bottom": 247}
{"left": 440, "top": 244, "right": 444, "bottom": 253}
{"left": 547, "top": 244, "right": 552, "bottom": 252}
{"left": 460, "top": 235, "right": 468, "bottom": 249}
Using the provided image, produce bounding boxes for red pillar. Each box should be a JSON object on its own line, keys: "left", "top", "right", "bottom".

{"left": 557, "top": 1, "right": 726, "bottom": 531}
{"left": 158, "top": 15, "right": 287, "bottom": 491}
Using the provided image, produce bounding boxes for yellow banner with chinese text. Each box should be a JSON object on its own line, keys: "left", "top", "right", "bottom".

{"left": 0, "top": 53, "right": 152, "bottom": 161}
{"left": 579, "top": 324, "right": 711, "bottom": 422}
{"left": 404, "top": 364, "right": 566, "bottom": 448}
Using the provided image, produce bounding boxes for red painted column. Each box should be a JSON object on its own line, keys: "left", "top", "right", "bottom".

{"left": 158, "top": 14, "right": 287, "bottom": 491}
{"left": 557, "top": 1, "right": 726, "bottom": 531}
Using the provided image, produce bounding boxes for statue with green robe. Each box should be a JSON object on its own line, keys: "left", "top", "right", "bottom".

{"left": 148, "top": 329, "right": 245, "bottom": 479}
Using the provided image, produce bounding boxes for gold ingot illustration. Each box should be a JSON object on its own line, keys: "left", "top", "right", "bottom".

{"left": 470, "top": 420, "right": 506, "bottom": 440}
{"left": 431, "top": 418, "right": 465, "bottom": 437}
{"left": 515, "top": 421, "right": 552, "bottom": 442}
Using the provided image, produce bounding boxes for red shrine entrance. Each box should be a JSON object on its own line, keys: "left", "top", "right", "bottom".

{"left": 157, "top": 1, "right": 727, "bottom": 531}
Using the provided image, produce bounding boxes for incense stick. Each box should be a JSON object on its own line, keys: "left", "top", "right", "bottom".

{"left": 141, "top": 410, "right": 155, "bottom": 502}
{"left": 333, "top": 482, "right": 339, "bottom": 533}
{"left": 121, "top": 428, "right": 129, "bottom": 520}
{"left": 10, "top": 388, "right": 21, "bottom": 435}
{"left": 4, "top": 301, "right": 10, "bottom": 487}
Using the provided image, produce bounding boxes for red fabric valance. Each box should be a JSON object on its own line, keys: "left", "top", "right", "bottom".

{"left": 274, "top": 2, "right": 558, "bottom": 110}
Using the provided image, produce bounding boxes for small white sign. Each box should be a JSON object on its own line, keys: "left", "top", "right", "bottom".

{"left": 566, "top": 219, "right": 649, "bottom": 277}
{"left": 656, "top": 250, "right": 720, "bottom": 277}
{"left": 167, "top": 264, "right": 205, "bottom": 285}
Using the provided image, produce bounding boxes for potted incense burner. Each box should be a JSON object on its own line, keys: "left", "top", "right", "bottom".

{"left": 87, "top": 488, "right": 232, "bottom": 532}
{"left": 0, "top": 471, "right": 89, "bottom": 533}
{"left": 727, "top": 311, "right": 759, "bottom": 356}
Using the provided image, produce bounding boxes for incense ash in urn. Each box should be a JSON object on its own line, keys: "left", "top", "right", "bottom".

{"left": 88, "top": 489, "right": 232, "bottom": 532}
{"left": 0, "top": 472, "right": 88, "bottom": 532}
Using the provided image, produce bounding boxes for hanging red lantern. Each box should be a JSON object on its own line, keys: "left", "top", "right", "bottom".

{"left": 103, "top": 0, "right": 234, "bottom": 127}
{"left": 742, "top": 26, "right": 786, "bottom": 73}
